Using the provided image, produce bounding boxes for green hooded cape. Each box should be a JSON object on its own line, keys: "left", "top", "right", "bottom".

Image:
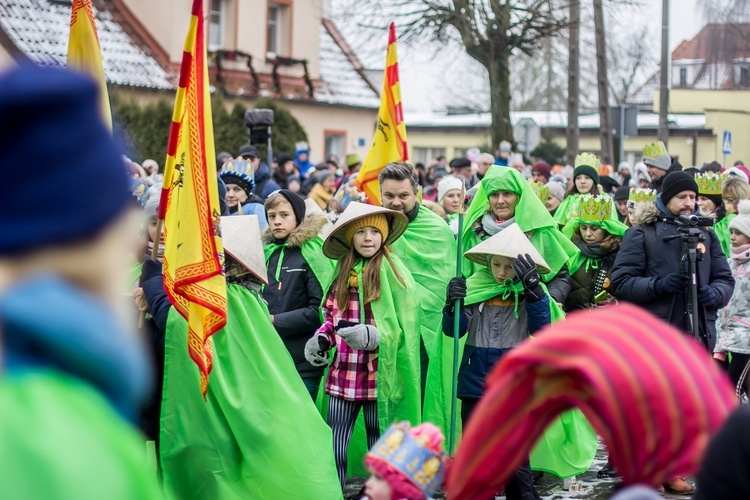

{"left": 264, "top": 236, "right": 334, "bottom": 297}
{"left": 389, "top": 204, "right": 457, "bottom": 439}
{"left": 562, "top": 217, "right": 629, "bottom": 275}
{"left": 160, "top": 283, "right": 342, "bottom": 499}
{"left": 464, "top": 267, "right": 596, "bottom": 479}
{"left": 462, "top": 167, "right": 579, "bottom": 278}
{"left": 714, "top": 213, "right": 734, "bottom": 257}
{"left": 318, "top": 253, "right": 422, "bottom": 477}
{"left": 0, "top": 371, "right": 162, "bottom": 499}
{"left": 553, "top": 193, "right": 619, "bottom": 226}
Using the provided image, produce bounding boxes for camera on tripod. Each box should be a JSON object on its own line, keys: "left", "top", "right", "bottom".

{"left": 675, "top": 214, "right": 714, "bottom": 228}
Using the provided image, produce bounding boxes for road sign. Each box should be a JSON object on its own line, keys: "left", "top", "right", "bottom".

{"left": 513, "top": 117, "right": 540, "bottom": 153}
{"left": 723, "top": 130, "right": 732, "bottom": 155}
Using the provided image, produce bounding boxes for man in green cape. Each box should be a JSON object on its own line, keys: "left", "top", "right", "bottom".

{"left": 462, "top": 166, "right": 579, "bottom": 304}
{"left": 378, "top": 162, "right": 458, "bottom": 440}
{"left": 143, "top": 215, "right": 341, "bottom": 499}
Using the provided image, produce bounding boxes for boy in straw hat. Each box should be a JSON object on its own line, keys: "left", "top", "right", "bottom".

{"left": 445, "top": 223, "right": 574, "bottom": 498}
{"left": 304, "top": 202, "right": 421, "bottom": 490}
{"left": 0, "top": 64, "right": 160, "bottom": 497}
{"left": 140, "top": 215, "right": 341, "bottom": 497}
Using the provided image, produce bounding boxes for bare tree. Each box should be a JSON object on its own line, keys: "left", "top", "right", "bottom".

{"left": 593, "top": 0, "right": 614, "bottom": 163}
{"left": 566, "top": 0, "right": 580, "bottom": 161}
{"left": 607, "top": 26, "right": 653, "bottom": 104}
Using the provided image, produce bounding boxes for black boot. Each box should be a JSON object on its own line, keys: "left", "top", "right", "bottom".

{"left": 597, "top": 459, "right": 618, "bottom": 479}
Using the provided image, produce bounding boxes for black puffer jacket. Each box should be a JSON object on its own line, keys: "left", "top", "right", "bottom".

{"left": 565, "top": 242, "right": 618, "bottom": 312}
{"left": 262, "top": 211, "right": 329, "bottom": 378}
{"left": 611, "top": 202, "right": 734, "bottom": 350}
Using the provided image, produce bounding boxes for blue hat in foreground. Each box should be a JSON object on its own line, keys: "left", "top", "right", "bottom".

{"left": 0, "top": 63, "right": 129, "bottom": 254}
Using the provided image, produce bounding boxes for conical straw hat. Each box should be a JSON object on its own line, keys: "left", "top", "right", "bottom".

{"left": 323, "top": 201, "right": 408, "bottom": 260}
{"left": 464, "top": 223, "right": 551, "bottom": 273}
{"left": 221, "top": 215, "right": 267, "bottom": 284}
{"left": 304, "top": 197, "right": 334, "bottom": 239}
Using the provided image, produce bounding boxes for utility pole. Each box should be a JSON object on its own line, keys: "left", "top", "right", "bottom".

{"left": 593, "top": 0, "right": 614, "bottom": 164}
{"left": 566, "top": 0, "right": 580, "bottom": 163}
{"left": 658, "top": 0, "right": 670, "bottom": 145}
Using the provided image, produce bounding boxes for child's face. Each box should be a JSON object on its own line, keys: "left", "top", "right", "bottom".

{"left": 730, "top": 228, "right": 750, "bottom": 247}
{"left": 575, "top": 174, "right": 594, "bottom": 194}
{"left": 364, "top": 468, "right": 392, "bottom": 500}
{"left": 353, "top": 226, "right": 383, "bottom": 258}
{"left": 266, "top": 199, "right": 297, "bottom": 241}
{"left": 490, "top": 255, "right": 516, "bottom": 283}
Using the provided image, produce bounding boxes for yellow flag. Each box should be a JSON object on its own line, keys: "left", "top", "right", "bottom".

{"left": 356, "top": 22, "right": 408, "bottom": 205}
{"left": 67, "top": 0, "right": 111, "bottom": 129}
{"left": 159, "top": 0, "right": 227, "bottom": 396}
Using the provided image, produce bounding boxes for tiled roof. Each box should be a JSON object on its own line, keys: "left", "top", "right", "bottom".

{"left": 673, "top": 23, "right": 750, "bottom": 61}
{"left": 0, "top": 0, "right": 173, "bottom": 89}
{"left": 316, "top": 19, "right": 379, "bottom": 108}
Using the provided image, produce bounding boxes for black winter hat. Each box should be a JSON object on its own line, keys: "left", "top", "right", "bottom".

{"left": 277, "top": 154, "right": 294, "bottom": 166}
{"left": 614, "top": 185, "right": 630, "bottom": 201}
{"left": 450, "top": 157, "right": 472, "bottom": 169}
{"left": 661, "top": 171, "right": 698, "bottom": 205}
{"left": 238, "top": 144, "right": 259, "bottom": 159}
{"left": 574, "top": 165, "right": 600, "bottom": 186}
{"left": 267, "top": 189, "right": 306, "bottom": 226}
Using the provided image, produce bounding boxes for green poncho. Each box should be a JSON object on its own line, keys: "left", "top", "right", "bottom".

{"left": 562, "top": 217, "right": 628, "bottom": 275}
{"left": 389, "top": 205, "right": 457, "bottom": 438}
{"left": 264, "top": 236, "right": 334, "bottom": 295}
{"left": 0, "top": 371, "right": 162, "bottom": 499}
{"left": 462, "top": 167, "right": 579, "bottom": 278}
{"left": 318, "top": 253, "right": 422, "bottom": 477}
{"left": 463, "top": 267, "right": 597, "bottom": 479}
{"left": 554, "top": 193, "right": 619, "bottom": 226}
{"left": 714, "top": 213, "right": 734, "bottom": 257}
{"left": 160, "top": 283, "right": 341, "bottom": 499}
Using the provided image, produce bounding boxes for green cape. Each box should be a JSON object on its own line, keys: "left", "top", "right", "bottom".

{"left": 562, "top": 217, "right": 628, "bottom": 275}
{"left": 160, "top": 284, "right": 341, "bottom": 499}
{"left": 318, "top": 254, "right": 422, "bottom": 477}
{"left": 553, "top": 193, "right": 619, "bottom": 226}
{"left": 714, "top": 213, "right": 734, "bottom": 257}
{"left": 462, "top": 167, "right": 579, "bottom": 278}
{"left": 463, "top": 267, "right": 596, "bottom": 478}
{"left": 0, "top": 371, "right": 162, "bottom": 499}
{"left": 264, "top": 236, "right": 334, "bottom": 297}
{"left": 389, "top": 205, "right": 457, "bottom": 440}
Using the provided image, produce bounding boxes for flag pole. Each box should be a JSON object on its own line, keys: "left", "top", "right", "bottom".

{"left": 449, "top": 184, "right": 465, "bottom": 455}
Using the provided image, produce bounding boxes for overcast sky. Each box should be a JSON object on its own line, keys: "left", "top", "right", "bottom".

{"left": 390, "top": 0, "right": 707, "bottom": 113}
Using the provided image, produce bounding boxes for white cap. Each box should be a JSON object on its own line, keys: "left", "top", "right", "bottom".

{"left": 437, "top": 175, "right": 464, "bottom": 202}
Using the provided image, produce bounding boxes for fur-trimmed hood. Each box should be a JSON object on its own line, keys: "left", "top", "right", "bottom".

{"left": 261, "top": 210, "right": 328, "bottom": 247}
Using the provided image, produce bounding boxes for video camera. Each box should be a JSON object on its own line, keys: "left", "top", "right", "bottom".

{"left": 675, "top": 214, "right": 714, "bottom": 228}
{"left": 245, "top": 109, "right": 275, "bottom": 167}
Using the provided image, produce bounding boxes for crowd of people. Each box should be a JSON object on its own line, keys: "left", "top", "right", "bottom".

{"left": 5, "top": 62, "right": 750, "bottom": 500}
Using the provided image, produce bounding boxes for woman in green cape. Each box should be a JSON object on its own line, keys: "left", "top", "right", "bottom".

{"left": 553, "top": 153, "right": 618, "bottom": 226}
{"left": 462, "top": 166, "right": 579, "bottom": 304}
{"left": 304, "top": 202, "right": 421, "bottom": 491}
{"left": 561, "top": 194, "right": 629, "bottom": 312}
{"left": 148, "top": 215, "right": 341, "bottom": 499}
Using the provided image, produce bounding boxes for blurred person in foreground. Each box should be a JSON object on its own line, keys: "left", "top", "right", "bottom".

{"left": 0, "top": 63, "right": 160, "bottom": 498}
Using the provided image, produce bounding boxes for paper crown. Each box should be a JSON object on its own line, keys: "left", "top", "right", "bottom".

{"left": 575, "top": 152, "right": 599, "bottom": 170}
{"left": 529, "top": 180, "right": 550, "bottom": 203}
{"left": 695, "top": 171, "right": 728, "bottom": 195}
{"left": 367, "top": 423, "right": 446, "bottom": 497}
{"left": 628, "top": 187, "right": 657, "bottom": 204}
{"left": 642, "top": 141, "right": 668, "bottom": 159}
{"left": 578, "top": 194, "right": 612, "bottom": 222}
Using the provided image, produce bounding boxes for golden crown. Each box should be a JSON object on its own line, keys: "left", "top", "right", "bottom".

{"left": 529, "top": 180, "right": 550, "bottom": 203}
{"left": 628, "top": 188, "right": 657, "bottom": 203}
{"left": 695, "top": 171, "right": 728, "bottom": 195}
{"left": 642, "top": 141, "right": 669, "bottom": 159}
{"left": 575, "top": 152, "right": 600, "bottom": 170}
{"left": 578, "top": 194, "right": 612, "bottom": 222}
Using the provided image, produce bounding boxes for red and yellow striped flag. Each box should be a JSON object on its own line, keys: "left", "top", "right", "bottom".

{"left": 67, "top": 0, "right": 111, "bottom": 129}
{"left": 159, "top": 0, "right": 227, "bottom": 396}
{"left": 356, "top": 22, "right": 408, "bottom": 205}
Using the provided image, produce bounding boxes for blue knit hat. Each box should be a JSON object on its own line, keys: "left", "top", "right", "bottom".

{"left": 0, "top": 63, "right": 129, "bottom": 255}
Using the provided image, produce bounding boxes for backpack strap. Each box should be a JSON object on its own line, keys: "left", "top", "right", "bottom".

{"left": 642, "top": 223, "right": 657, "bottom": 262}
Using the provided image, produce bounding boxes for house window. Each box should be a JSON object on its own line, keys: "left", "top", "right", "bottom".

{"left": 267, "top": 2, "right": 292, "bottom": 58}
{"left": 679, "top": 67, "right": 687, "bottom": 87}
{"left": 412, "top": 147, "right": 446, "bottom": 165}
{"left": 267, "top": 4, "right": 281, "bottom": 57}
{"left": 741, "top": 67, "right": 750, "bottom": 87}
{"left": 325, "top": 131, "right": 346, "bottom": 165}
{"left": 209, "top": 0, "right": 224, "bottom": 51}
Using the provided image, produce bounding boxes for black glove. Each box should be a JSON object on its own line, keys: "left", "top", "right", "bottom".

{"left": 654, "top": 273, "right": 686, "bottom": 297}
{"left": 140, "top": 256, "right": 163, "bottom": 285}
{"left": 446, "top": 277, "right": 467, "bottom": 306}
{"left": 697, "top": 285, "right": 721, "bottom": 309}
{"left": 512, "top": 253, "right": 544, "bottom": 302}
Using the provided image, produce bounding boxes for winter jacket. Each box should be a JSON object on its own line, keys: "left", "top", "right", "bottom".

{"left": 715, "top": 258, "right": 750, "bottom": 354}
{"left": 442, "top": 294, "right": 550, "bottom": 399}
{"left": 565, "top": 243, "right": 619, "bottom": 312}
{"left": 262, "top": 212, "right": 328, "bottom": 378}
{"left": 254, "top": 162, "right": 281, "bottom": 201}
{"left": 611, "top": 202, "right": 735, "bottom": 349}
{"left": 308, "top": 183, "right": 333, "bottom": 211}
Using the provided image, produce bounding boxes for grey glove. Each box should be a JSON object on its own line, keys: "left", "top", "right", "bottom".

{"left": 338, "top": 324, "right": 379, "bottom": 351}
{"left": 304, "top": 332, "right": 331, "bottom": 367}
